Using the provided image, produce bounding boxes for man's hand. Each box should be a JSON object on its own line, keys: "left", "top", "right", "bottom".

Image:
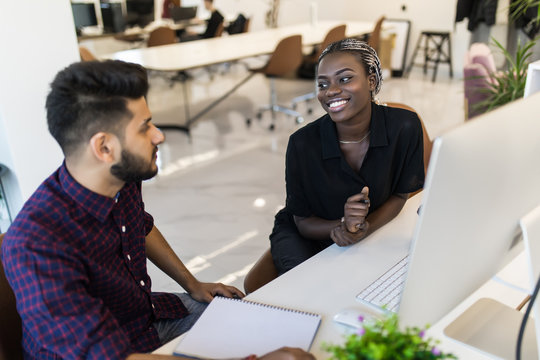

{"left": 188, "top": 281, "right": 245, "bottom": 303}
{"left": 260, "top": 347, "right": 315, "bottom": 360}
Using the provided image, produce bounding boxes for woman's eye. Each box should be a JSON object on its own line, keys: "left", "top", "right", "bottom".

{"left": 317, "top": 83, "right": 328, "bottom": 90}
{"left": 340, "top": 76, "right": 351, "bottom": 83}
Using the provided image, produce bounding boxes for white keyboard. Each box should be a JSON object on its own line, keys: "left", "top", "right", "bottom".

{"left": 355, "top": 255, "right": 409, "bottom": 313}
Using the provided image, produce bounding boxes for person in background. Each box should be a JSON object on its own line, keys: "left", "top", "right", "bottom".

{"left": 269, "top": 38, "right": 425, "bottom": 276}
{"left": 0, "top": 60, "right": 312, "bottom": 360}
{"left": 181, "top": 0, "right": 224, "bottom": 40}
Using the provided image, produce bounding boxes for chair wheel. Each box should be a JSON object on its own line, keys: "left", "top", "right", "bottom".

{"left": 269, "top": 123, "right": 275, "bottom": 131}
{"left": 246, "top": 118, "right": 252, "bottom": 126}
{"left": 307, "top": 108, "right": 313, "bottom": 115}
{"left": 292, "top": 103, "right": 297, "bottom": 110}
{"left": 296, "top": 117, "right": 304, "bottom": 124}
{"left": 256, "top": 112, "right": 262, "bottom": 120}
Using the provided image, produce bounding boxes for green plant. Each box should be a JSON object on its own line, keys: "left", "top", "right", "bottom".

{"left": 510, "top": 0, "right": 540, "bottom": 24}
{"left": 474, "top": 36, "right": 537, "bottom": 113}
{"left": 323, "top": 313, "right": 456, "bottom": 360}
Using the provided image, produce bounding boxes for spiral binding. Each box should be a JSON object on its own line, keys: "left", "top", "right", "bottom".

{"left": 217, "top": 296, "right": 320, "bottom": 318}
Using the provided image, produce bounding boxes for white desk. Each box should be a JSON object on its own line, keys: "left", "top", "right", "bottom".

{"left": 109, "top": 21, "right": 373, "bottom": 71}
{"left": 155, "top": 194, "right": 421, "bottom": 357}
{"left": 106, "top": 21, "right": 374, "bottom": 133}
{"left": 156, "top": 193, "right": 532, "bottom": 358}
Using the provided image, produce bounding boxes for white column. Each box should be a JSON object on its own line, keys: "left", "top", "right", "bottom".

{"left": 0, "top": 0, "right": 79, "bottom": 217}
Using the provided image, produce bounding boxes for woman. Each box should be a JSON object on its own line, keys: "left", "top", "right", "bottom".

{"left": 270, "top": 38, "right": 425, "bottom": 275}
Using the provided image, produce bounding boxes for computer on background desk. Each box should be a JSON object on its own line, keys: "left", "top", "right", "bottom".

{"left": 356, "top": 92, "right": 540, "bottom": 357}
{"left": 170, "top": 6, "right": 198, "bottom": 23}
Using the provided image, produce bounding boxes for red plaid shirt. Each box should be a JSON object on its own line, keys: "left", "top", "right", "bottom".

{"left": 1, "top": 163, "right": 188, "bottom": 359}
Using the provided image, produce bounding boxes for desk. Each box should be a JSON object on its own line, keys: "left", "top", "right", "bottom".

{"left": 155, "top": 193, "right": 531, "bottom": 358}
{"left": 154, "top": 194, "right": 421, "bottom": 357}
{"left": 106, "top": 21, "right": 374, "bottom": 133}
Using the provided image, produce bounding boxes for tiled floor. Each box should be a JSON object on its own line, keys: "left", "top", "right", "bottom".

{"left": 141, "top": 62, "right": 464, "bottom": 294}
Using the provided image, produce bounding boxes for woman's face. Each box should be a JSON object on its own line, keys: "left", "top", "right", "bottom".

{"left": 316, "top": 52, "right": 376, "bottom": 124}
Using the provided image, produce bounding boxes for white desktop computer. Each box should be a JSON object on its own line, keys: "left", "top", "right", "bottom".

{"left": 374, "top": 92, "right": 540, "bottom": 358}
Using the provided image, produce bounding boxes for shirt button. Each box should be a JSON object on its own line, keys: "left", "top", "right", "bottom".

{"left": 152, "top": 303, "right": 156, "bottom": 309}
{"left": 140, "top": 280, "right": 145, "bottom": 287}
{"left": 126, "top": 254, "right": 131, "bottom": 261}
{"left": 122, "top": 226, "right": 126, "bottom": 233}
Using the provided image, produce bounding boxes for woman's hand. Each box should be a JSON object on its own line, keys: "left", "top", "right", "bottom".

{"left": 343, "top": 187, "right": 370, "bottom": 233}
{"left": 330, "top": 220, "right": 370, "bottom": 246}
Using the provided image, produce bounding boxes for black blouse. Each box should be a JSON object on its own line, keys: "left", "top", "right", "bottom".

{"left": 284, "top": 102, "right": 425, "bottom": 221}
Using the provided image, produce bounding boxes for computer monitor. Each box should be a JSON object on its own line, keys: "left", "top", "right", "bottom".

{"left": 396, "top": 91, "right": 540, "bottom": 332}
{"left": 125, "top": 0, "right": 154, "bottom": 28}
{"left": 71, "top": 3, "right": 98, "bottom": 30}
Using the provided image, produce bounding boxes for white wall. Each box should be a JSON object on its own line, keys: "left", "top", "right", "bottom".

{"left": 0, "top": 0, "right": 77, "bottom": 216}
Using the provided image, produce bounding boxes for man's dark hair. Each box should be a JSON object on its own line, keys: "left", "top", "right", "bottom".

{"left": 46, "top": 60, "right": 149, "bottom": 156}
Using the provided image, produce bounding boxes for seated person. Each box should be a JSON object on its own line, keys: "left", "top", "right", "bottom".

{"left": 270, "top": 38, "right": 425, "bottom": 276}
{"left": 0, "top": 60, "right": 312, "bottom": 360}
{"left": 181, "top": 0, "right": 224, "bottom": 41}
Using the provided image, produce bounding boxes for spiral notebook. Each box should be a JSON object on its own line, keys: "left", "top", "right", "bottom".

{"left": 173, "top": 296, "right": 321, "bottom": 359}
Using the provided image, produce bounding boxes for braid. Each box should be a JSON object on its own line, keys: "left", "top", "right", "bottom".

{"left": 319, "top": 38, "right": 383, "bottom": 95}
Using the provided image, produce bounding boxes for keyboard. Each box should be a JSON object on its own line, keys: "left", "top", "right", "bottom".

{"left": 355, "top": 255, "right": 409, "bottom": 313}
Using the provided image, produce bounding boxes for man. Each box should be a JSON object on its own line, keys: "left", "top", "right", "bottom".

{"left": 1, "top": 60, "right": 313, "bottom": 360}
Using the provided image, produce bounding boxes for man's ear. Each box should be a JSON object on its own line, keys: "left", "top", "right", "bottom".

{"left": 88, "top": 132, "right": 119, "bottom": 164}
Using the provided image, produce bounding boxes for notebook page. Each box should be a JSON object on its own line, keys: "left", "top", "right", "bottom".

{"left": 174, "top": 296, "right": 321, "bottom": 359}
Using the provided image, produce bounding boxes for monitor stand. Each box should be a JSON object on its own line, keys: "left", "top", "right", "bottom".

{"left": 444, "top": 297, "right": 537, "bottom": 359}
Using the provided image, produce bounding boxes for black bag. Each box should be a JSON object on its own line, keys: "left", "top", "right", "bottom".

{"left": 227, "top": 14, "right": 247, "bottom": 35}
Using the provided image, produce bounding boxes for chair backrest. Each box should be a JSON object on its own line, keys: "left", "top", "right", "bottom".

{"left": 214, "top": 20, "right": 225, "bottom": 37}
{"left": 262, "top": 35, "right": 303, "bottom": 77}
{"left": 466, "top": 42, "right": 496, "bottom": 73}
{"left": 147, "top": 26, "right": 177, "bottom": 47}
{"left": 315, "top": 24, "right": 346, "bottom": 59}
{"left": 243, "top": 17, "right": 251, "bottom": 33}
{"left": 0, "top": 233, "right": 23, "bottom": 360}
{"left": 384, "top": 102, "right": 432, "bottom": 176}
{"left": 79, "top": 46, "right": 97, "bottom": 62}
{"left": 368, "top": 16, "right": 386, "bottom": 53}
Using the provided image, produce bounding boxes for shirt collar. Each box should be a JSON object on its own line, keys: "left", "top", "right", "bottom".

{"left": 321, "top": 102, "right": 388, "bottom": 160}
{"left": 59, "top": 162, "right": 118, "bottom": 223}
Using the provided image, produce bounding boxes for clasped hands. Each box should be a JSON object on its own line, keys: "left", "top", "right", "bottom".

{"left": 330, "top": 187, "right": 370, "bottom": 247}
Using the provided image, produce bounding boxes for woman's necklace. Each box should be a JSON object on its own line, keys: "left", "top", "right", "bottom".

{"left": 339, "top": 131, "right": 371, "bottom": 144}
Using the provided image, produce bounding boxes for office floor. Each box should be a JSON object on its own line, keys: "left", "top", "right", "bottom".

{"left": 141, "top": 62, "right": 464, "bottom": 294}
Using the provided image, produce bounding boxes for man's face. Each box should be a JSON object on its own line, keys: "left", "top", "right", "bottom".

{"left": 110, "top": 97, "right": 164, "bottom": 183}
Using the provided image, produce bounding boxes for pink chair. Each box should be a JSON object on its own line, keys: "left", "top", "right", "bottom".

{"left": 463, "top": 43, "right": 497, "bottom": 119}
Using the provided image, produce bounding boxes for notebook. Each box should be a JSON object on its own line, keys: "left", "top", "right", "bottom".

{"left": 173, "top": 296, "right": 321, "bottom": 359}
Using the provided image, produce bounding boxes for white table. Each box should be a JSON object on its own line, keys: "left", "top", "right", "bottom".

{"left": 106, "top": 21, "right": 374, "bottom": 133}
{"left": 156, "top": 192, "right": 532, "bottom": 359}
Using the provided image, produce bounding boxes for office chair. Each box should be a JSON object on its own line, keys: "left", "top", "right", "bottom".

{"left": 243, "top": 102, "right": 432, "bottom": 294}
{"left": 383, "top": 102, "right": 432, "bottom": 176}
{"left": 368, "top": 16, "right": 386, "bottom": 53}
{"left": 247, "top": 34, "right": 304, "bottom": 130}
{"left": 291, "top": 24, "right": 347, "bottom": 113}
{"left": 79, "top": 46, "right": 97, "bottom": 62}
{"left": 214, "top": 21, "right": 225, "bottom": 37}
{"left": 0, "top": 233, "right": 23, "bottom": 360}
{"left": 147, "top": 26, "right": 177, "bottom": 47}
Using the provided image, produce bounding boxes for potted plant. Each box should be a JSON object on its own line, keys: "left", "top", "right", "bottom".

{"left": 474, "top": 36, "right": 537, "bottom": 114}
{"left": 324, "top": 313, "right": 456, "bottom": 360}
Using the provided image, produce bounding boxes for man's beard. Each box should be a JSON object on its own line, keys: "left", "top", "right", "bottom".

{"left": 110, "top": 148, "right": 157, "bottom": 183}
